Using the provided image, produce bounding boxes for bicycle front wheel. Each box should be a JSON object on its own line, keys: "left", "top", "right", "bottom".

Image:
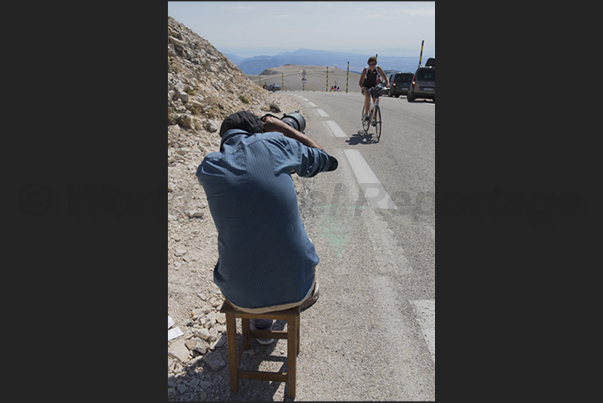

{"left": 361, "top": 106, "right": 370, "bottom": 133}
{"left": 374, "top": 106, "right": 382, "bottom": 141}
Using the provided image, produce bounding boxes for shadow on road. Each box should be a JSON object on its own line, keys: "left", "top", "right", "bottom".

{"left": 346, "top": 130, "right": 379, "bottom": 145}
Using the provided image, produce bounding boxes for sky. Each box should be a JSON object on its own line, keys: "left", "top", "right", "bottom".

{"left": 167, "top": 1, "right": 435, "bottom": 57}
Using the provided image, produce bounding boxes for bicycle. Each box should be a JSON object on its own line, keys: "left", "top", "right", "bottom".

{"left": 361, "top": 84, "right": 387, "bottom": 141}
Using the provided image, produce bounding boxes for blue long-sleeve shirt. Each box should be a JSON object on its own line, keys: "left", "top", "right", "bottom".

{"left": 196, "top": 129, "right": 336, "bottom": 309}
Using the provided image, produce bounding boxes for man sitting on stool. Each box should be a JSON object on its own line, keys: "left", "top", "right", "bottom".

{"left": 196, "top": 111, "right": 338, "bottom": 343}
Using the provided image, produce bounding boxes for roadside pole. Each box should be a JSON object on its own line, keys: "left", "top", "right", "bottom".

{"left": 346, "top": 61, "right": 349, "bottom": 93}
{"left": 418, "top": 40, "right": 424, "bottom": 68}
{"left": 282, "top": 72, "right": 284, "bottom": 91}
{"left": 326, "top": 66, "right": 328, "bottom": 92}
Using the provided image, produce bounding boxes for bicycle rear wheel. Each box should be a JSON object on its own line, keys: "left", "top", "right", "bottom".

{"left": 361, "top": 105, "right": 370, "bottom": 133}
{"left": 373, "top": 106, "right": 382, "bottom": 141}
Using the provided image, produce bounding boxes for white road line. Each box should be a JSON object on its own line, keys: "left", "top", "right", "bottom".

{"left": 325, "top": 120, "right": 348, "bottom": 138}
{"left": 362, "top": 207, "right": 413, "bottom": 275}
{"left": 315, "top": 109, "right": 329, "bottom": 117}
{"left": 308, "top": 102, "right": 317, "bottom": 107}
{"left": 300, "top": 97, "right": 309, "bottom": 102}
{"left": 409, "top": 300, "right": 435, "bottom": 363}
{"left": 343, "top": 149, "right": 397, "bottom": 210}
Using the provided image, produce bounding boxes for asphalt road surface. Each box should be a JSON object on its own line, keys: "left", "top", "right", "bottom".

{"left": 290, "top": 91, "right": 435, "bottom": 400}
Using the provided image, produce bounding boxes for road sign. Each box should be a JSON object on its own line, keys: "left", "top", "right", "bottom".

{"left": 301, "top": 77, "right": 307, "bottom": 84}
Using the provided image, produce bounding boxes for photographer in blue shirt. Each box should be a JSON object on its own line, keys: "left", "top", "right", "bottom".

{"left": 196, "top": 111, "right": 337, "bottom": 343}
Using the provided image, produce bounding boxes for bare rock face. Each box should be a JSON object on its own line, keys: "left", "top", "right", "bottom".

{"left": 167, "top": 16, "right": 283, "bottom": 132}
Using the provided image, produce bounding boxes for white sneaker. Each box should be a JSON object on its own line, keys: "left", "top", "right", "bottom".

{"left": 250, "top": 322, "right": 274, "bottom": 345}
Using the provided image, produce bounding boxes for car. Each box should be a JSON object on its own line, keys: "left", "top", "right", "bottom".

{"left": 386, "top": 72, "right": 414, "bottom": 98}
{"left": 264, "top": 83, "right": 281, "bottom": 92}
{"left": 407, "top": 65, "right": 435, "bottom": 102}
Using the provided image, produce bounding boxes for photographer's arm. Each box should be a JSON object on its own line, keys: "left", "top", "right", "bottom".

{"left": 262, "top": 115, "right": 325, "bottom": 151}
{"left": 262, "top": 114, "right": 338, "bottom": 173}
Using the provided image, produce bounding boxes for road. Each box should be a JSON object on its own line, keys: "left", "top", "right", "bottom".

{"left": 291, "top": 91, "right": 435, "bottom": 400}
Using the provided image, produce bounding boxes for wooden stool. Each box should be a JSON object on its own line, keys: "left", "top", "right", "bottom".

{"left": 220, "top": 300, "right": 301, "bottom": 398}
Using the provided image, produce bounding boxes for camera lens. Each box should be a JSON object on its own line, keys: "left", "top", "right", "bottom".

{"left": 280, "top": 111, "right": 306, "bottom": 132}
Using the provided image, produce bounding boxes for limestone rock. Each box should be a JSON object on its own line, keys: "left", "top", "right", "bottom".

{"left": 168, "top": 338, "right": 190, "bottom": 363}
{"left": 178, "top": 114, "right": 193, "bottom": 129}
{"left": 205, "top": 120, "right": 218, "bottom": 133}
{"left": 193, "top": 327, "right": 211, "bottom": 341}
{"left": 185, "top": 337, "right": 208, "bottom": 354}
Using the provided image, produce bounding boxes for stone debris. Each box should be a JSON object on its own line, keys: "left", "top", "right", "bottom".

{"left": 193, "top": 327, "right": 210, "bottom": 340}
{"left": 185, "top": 337, "right": 208, "bottom": 355}
{"left": 202, "top": 351, "right": 226, "bottom": 371}
{"left": 168, "top": 338, "right": 190, "bottom": 363}
{"left": 173, "top": 248, "right": 187, "bottom": 257}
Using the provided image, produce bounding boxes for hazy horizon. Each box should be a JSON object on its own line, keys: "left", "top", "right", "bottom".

{"left": 218, "top": 46, "right": 428, "bottom": 59}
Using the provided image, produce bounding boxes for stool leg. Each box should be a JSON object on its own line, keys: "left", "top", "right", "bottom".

{"left": 287, "top": 317, "right": 297, "bottom": 398}
{"left": 225, "top": 313, "right": 238, "bottom": 393}
{"left": 241, "top": 318, "right": 251, "bottom": 350}
{"left": 296, "top": 314, "right": 300, "bottom": 355}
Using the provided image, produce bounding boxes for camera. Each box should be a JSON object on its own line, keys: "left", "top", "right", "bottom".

{"left": 263, "top": 110, "right": 306, "bottom": 133}
{"left": 280, "top": 111, "right": 306, "bottom": 132}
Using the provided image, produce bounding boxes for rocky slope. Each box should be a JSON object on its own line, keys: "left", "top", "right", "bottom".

{"left": 167, "top": 16, "right": 308, "bottom": 400}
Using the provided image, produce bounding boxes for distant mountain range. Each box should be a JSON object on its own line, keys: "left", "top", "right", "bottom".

{"left": 221, "top": 48, "right": 433, "bottom": 75}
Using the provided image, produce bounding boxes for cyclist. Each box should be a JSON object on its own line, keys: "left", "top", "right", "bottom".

{"left": 359, "top": 56, "right": 389, "bottom": 121}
